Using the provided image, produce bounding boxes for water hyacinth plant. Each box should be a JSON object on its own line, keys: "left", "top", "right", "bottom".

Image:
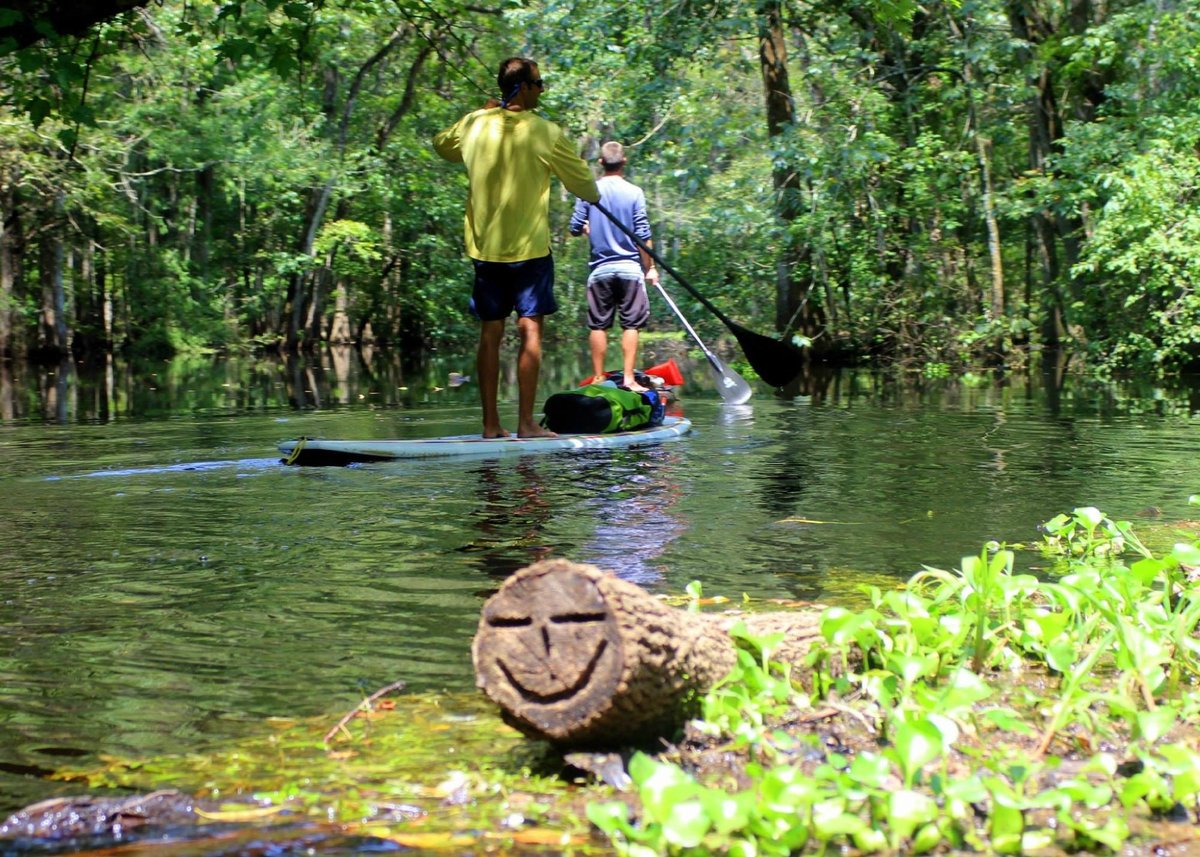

{"left": 589, "top": 506, "right": 1200, "bottom": 855}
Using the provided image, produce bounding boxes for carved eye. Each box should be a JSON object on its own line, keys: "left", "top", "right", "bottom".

{"left": 550, "top": 612, "right": 606, "bottom": 624}
{"left": 486, "top": 615, "right": 532, "bottom": 627}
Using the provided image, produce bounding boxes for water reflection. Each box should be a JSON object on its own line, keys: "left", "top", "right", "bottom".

{"left": 0, "top": 346, "right": 616, "bottom": 424}
{"left": 717, "top": 403, "right": 754, "bottom": 426}
{"left": 459, "top": 458, "right": 556, "bottom": 582}
{"left": 458, "top": 445, "right": 690, "bottom": 588}
{"left": 777, "top": 363, "right": 839, "bottom": 403}
{"left": 0, "top": 348, "right": 426, "bottom": 423}
{"left": 7, "top": 353, "right": 1200, "bottom": 819}
{"left": 576, "top": 449, "right": 688, "bottom": 587}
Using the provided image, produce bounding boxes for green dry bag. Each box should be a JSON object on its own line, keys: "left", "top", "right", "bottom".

{"left": 542, "top": 384, "right": 654, "bottom": 434}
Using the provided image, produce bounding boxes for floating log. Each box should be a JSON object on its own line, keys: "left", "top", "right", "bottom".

{"left": 471, "top": 559, "right": 835, "bottom": 749}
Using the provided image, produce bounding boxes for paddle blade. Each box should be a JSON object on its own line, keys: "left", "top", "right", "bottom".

{"left": 645, "top": 358, "right": 685, "bottom": 387}
{"left": 705, "top": 352, "right": 753, "bottom": 405}
{"left": 729, "top": 322, "right": 807, "bottom": 388}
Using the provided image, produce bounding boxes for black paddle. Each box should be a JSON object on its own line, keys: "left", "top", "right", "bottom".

{"left": 592, "top": 201, "right": 806, "bottom": 388}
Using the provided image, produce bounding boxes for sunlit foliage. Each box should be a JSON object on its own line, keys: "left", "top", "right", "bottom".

{"left": 1, "top": 0, "right": 1198, "bottom": 375}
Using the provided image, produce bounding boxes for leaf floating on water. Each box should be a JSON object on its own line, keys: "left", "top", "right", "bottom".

{"left": 659, "top": 595, "right": 729, "bottom": 606}
{"left": 500, "top": 828, "right": 588, "bottom": 846}
{"left": 382, "top": 832, "right": 477, "bottom": 849}
{"left": 763, "top": 598, "right": 828, "bottom": 609}
{"left": 776, "top": 516, "right": 852, "bottom": 525}
{"left": 194, "top": 804, "right": 286, "bottom": 822}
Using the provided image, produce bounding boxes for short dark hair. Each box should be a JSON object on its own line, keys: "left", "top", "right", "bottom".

{"left": 600, "top": 141, "right": 626, "bottom": 170}
{"left": 497, "top": 57, "right": 537, "bottom": 95}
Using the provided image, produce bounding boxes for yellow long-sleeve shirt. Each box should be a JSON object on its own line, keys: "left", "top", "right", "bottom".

{"left": 433, "top": 108, "right": 600, "bottom": 263}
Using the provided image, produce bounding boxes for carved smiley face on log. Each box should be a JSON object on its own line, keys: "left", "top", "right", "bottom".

{"left": 475, "top": 564, "right": 620, "bottom": 716}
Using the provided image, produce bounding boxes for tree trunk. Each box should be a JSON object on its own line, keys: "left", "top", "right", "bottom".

{"left": 37, "top": 191, "right": 69, "bottom": 360}
{"left": 947, "top": 15, "right": 1006, "bottom": 328}
{"left": 285, "top": 26, "right": 412, "bottom": 351}
{"left": 0, "top": 361, "right": 12, "bottom": 421}
{"left": 286, "top": 181, "right": 333, "bottom": 350}
{"left": 976, "top": 134, "right": 1004, "bottom": 321}
{"left": 1006, "top": 0, "right": 1109, "bottom": 347}
{"left": 473, "top": 559, "right": 837, "bottom": 749}
{"left": 329, "top": 277, "right": 352, "bottom": 343}
{"left": 0, "top": 173, "right": 16, "bottom": 359}
{"left": 196, "top": 163, "right": 213, "bottom": 285}
{"left": 757, "top": 0, "right": 816, "bottom": 342}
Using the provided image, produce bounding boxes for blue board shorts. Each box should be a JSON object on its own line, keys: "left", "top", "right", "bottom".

{"left": 470, "top": 255, "right": 556, "bottom": 321}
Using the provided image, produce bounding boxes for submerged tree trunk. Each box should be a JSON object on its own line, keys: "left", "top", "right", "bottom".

{"left": 473, "top": 559, "right": 838, "bottom": 749}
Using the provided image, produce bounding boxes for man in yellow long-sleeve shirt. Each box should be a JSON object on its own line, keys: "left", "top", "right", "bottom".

{"left": 434, "top": 57, "right": 600, "bottom": 439}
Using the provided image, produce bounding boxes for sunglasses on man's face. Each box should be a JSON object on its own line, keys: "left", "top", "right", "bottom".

{"left": 529, "top": 78, "right": 545, "bottom": 88}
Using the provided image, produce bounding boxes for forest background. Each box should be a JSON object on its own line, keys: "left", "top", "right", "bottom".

{"left": 0, "top": 0, "right": 1197, "bottom": 379}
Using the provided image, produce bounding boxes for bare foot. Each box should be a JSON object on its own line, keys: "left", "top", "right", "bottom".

{"left": 482, "top": 426, "right": 511, "bottom": 439}
{"left": 623, "top": 378, "right": 649, "bottom": 393}
{"left": 518, "top": 424, "right": 558, "bottom": 439}
{"left": 586, "top": 374, "right": 609, "bottom": 385}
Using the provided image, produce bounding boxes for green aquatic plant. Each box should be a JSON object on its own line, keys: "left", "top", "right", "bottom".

{"left": 590, "top": 506, "right": 1200, "bottom": 855}
{"left": 1040, "top": 505, "right": 1152, "bottom": 561}
{"left": 696, "top": 622, "right": 800, "bottom": 755}
{"left": 906, "top": 543, "right": 1038, "bottom": 672}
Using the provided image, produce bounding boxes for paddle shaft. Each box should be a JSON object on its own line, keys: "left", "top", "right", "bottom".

{"left": 647, "top": 277, "right": 725, "bottom": 376}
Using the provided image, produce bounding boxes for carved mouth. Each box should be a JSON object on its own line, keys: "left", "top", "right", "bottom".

{"left": 497, "top": 639, "right": 608, "bottom": 704}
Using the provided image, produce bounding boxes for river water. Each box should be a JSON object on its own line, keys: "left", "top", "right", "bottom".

{"left": 2, "top": 348, "right": 1199, "bottom": 816}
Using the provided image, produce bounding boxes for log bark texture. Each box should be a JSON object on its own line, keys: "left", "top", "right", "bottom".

{"left": 472, "top": 559, "right": 831, "bottom": 749}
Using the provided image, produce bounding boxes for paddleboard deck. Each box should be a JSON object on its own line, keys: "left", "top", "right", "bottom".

{"left": 279, "top": 416, "right": 692, "bottom": 466}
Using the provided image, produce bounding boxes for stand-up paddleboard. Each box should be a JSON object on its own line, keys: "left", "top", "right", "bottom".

{"left": 279, "top": 415, "right": 692, "bottom": 466}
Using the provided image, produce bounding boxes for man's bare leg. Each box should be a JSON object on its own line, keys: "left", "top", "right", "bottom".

{"left": 477, "top": 319, "right": 509, "bottom": 438}
{"left": 621, "top": 328, "right": 647, "bottom": 391}
{"left": 589, "top": 328, "right": 609, "bottom": 384}
{"left": 516, "top": 315, "right": 556, "bottom": 438}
